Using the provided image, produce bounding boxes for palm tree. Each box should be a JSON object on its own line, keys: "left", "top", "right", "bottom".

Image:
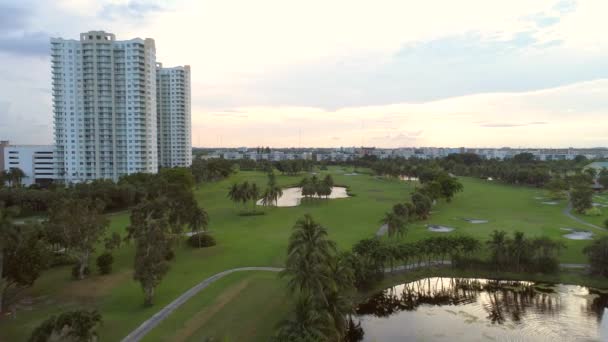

{"left": 487, "top": 230, "right": 509, "bottom": 271}
{"left": 380, "top": 212, "right": 406, "bottom": 238}
{"left": 238, "top": 181, "right": 250, "bottom": 210}
{"left": 262, "top": 173, "right": 283, "bottom": 206}
{"left": 227, "top": 183, "right": 241, "bottom": 208}
{"left": 248, "top": 182, "right": 260, "bottom": 212}
{"left": 281, "top": 214, "right": 337, "bottom": 302}
{"left": 188, "top": 207, "right": 209, "bottom": 248}
{"left": 274, "top": 294, "right": 331, "bottom": 342}
{"left": 510, "top": 231, "right": 527, "bottom": 272}
{"left": 6, "top": 168, "right": 25, "bottom": 187}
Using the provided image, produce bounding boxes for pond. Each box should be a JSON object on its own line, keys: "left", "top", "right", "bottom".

{"left": 355, "top": 277, "right": 608, "bottom": 341}
{"left": 255, "top": 187, "right": 349, "bottom": 207}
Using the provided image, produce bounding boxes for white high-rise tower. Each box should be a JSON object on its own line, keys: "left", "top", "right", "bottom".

{"left": 51, "top": 31, "right": 158, "bottom": 183}
{"left": 156, "top": 64, "right": 192, "bottom": 167}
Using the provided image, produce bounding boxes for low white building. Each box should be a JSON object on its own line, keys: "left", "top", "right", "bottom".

{"left": 1, "top": 141, "right": 55, "bottom": 186}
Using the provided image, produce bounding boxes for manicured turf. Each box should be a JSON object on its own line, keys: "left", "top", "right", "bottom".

{"left": 0, "top": 168, "right": 605, "bottom": 341}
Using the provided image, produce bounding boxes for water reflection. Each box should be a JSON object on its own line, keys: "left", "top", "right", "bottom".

{"left": 356, "top": 277, "right": 608, "bottom": 341}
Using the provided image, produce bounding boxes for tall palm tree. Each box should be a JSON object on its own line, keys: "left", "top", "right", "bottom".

{"left": 281, "top": 214, "right": 337, "bottom": 302}
{"left": 248, "top": 182, "right": 260, "bottom": 212}
{"left": 188, "top": 206, "right": 209, "bottom": 248}
{"left": 274, "top": 294, "right": 331, "bottom": 342}
{"left": 380, "top": 212, "right": 406, "bottom": 238}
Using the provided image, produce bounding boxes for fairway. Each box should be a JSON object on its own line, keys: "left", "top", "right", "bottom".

{"left": 0, "top": 168, "right": 604, "bottom": 341}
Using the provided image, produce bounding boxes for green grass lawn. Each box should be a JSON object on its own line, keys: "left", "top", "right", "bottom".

{"left": 1, "top": 168, "right": 605, "bottom": 341}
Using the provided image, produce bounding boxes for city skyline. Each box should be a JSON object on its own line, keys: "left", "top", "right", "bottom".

{"left": 1, "top": 0, "right": 607, "bottom": 148}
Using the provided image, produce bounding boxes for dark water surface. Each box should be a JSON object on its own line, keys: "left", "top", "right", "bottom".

{"left": 356, "top": 277, "right": 608, "bottom": 342}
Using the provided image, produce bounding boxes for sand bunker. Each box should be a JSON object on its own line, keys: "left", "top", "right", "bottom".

{"left": 561, "top": 228, "right": 593, "bottom": 240}
{"left": 257, "top": 187, "right": 349, "bottom": 207}
{"left": 542, "top": 201, "right": 559, "bottom": 205}
{"left": 428, "top": 225, "right": 455, "bottom": 233}
{"left": 344, "top": 173, "right": 359, "bottom": 176}
{"left": 464, "top": 219, "right": 488, "bottom": 224}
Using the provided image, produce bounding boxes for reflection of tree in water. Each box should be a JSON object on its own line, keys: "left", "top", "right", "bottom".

{"left": 583, "top": 288, "right": 608, "bottom": 323}
{"left": 482, "top": 280, "right": 559, "bottom": 324}
{"left": 357, "top": 278, "right": 562, "bottom": 326}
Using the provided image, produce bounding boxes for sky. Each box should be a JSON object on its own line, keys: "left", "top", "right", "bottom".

{"left": 0, "top": 0, "right": 606, "bottom": 148}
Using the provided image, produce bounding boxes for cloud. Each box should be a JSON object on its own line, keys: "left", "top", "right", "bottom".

{"left": 0, "top": 4, "right": 50, "bottom": 57}
{"left": 0, "top": 5, "right": 29, "bottom": 31}
{"left": 0, "top": 31, "right": 50, "bottom": 57}
{"left": 98, "top": 0, "right": 166, "bottom": 20}
{"left": 191, "top": 79, "right": 608, "bottom": 148}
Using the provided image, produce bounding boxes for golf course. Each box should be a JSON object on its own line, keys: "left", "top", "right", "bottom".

{"left": 1, "top": 167, "right": 606, "bottom": 341}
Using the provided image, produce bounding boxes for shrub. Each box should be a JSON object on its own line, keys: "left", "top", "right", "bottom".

{"left": 164, "top": 249, "right": 175, "bottom": 261}
{"left": 71, "top": 265, "right": 90, "bottom": 279}
{"left": 604, "top": 218, "right": 608, "bottom": 229}
{"left": 584, "top": 207, "right": 602, "bottom": 216}
{"left": 187, "top": 232, "right": 217, "bottom": 248}
{"left": 96, "top": 252, "right": 114, "bottom": 275}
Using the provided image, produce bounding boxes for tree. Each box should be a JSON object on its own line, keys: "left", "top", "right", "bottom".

{"left": 281, "top": 214, "right": 336, "bottom": 302}
{"left": 438, "top": 175, "right": 463, "bottom": 202}
{"left": 2, "top": 223, "right": 47, "bottom": 312}
{"left": 262, "top": 173, "right": 283, "bottom": 206}
{"left": 411, "top": 191, "right": 432, "bottom": 219}
{"left": 0, "top": 204, "right": 19, "bottom": 311}
{"left": 546, "top": 177, "right": 568, "bottom": 199}
{"left": 274, "top": 295, "right": 330, "bottom": 342}
{"left": 487, "top": 230, "right": 509, "bottom": 271}
{"left": 96, "top": 252, "right": 114, "bottom": 275}
{"left": 598, "top": 168, "right": 608, "bottom": 190}
{"left": 46, "top": 198, "right": 109, "bottom": 280}
{"left": 129, "top": 199, "right": 173, "bottom": 306}
{"left": 6, "top": 168, "right": 26, "bottom": 187}
{"left": 508, "top": 231, "right": 529, "bottom": 272}
{"left": 28, "top": 310, "right": 102, "bottom": 342}
{"left": 571, "top": 184, "right": 593, "bottom": 214}
{"left": 584, "top": 236, "right": 608, "bottom": 277}
{"left": 188, "top": 206, "right": 210, "bottom": 248}
{"left": 248, "top": 182, "right": 260, "bottom": 212}
{"left": 380, "top": 212, "right": 406, "bottom": 238}
{"left": 228, "top": 183, "right": 241, "bottom": 208}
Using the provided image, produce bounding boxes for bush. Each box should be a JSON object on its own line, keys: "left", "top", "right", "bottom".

{"left": 96, "top": 252, "right": 114, "bottom": 275}
{"left": 164, "top": 249, "right": 175, "bottom": 261}
{"left": 604, "top": 218, "right": 608, "bottom": 229}
{"left": 71, "top": 265, "right": 90, "bottom": 279}
{"left": 584, "top": 207, "right": 602, "bottom": 216}
{"left": 187, "top": 232, "right": 217, "bottom": 248}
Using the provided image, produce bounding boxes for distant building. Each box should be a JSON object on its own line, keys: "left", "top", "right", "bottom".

{"left": 1, "top": 141, "right": 55, "bottom": 186}
{"left": 156, "top": 64, "right": 192, "bottom": 168}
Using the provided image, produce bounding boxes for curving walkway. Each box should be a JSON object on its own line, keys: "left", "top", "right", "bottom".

{"left": 121, "top": 267, "right": 283, "bottom": 342}
{"left": 563, "top": 202, "right": 605, "bottom": 230}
